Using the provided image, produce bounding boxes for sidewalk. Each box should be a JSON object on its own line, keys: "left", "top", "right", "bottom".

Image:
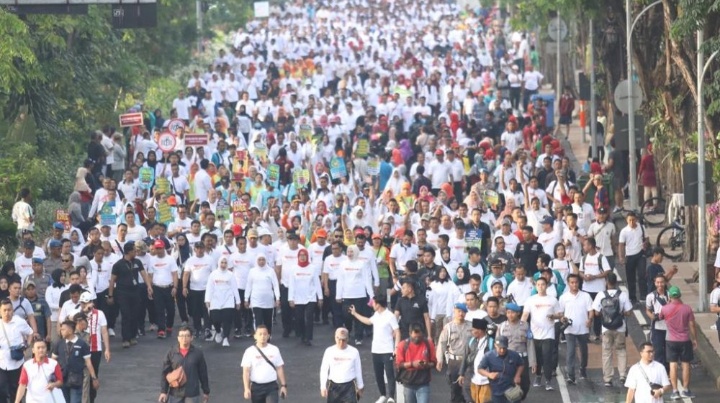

{"left": 560, "top": 120, "right": 720, "bottom": 390}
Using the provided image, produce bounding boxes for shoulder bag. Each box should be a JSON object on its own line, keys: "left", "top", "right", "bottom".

{"left": 1, "top": 321, "right": 26, "bottom": 361}
{"left": 165, "top": 352, "right": 187, "bottom": 388}
{"left": 638, "top": 363, "right": 663, "bottom": 395}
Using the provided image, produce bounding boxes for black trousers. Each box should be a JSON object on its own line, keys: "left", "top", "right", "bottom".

{"left": 253, "top": 307, "right": 274, "bottom": 335}
{"left": 280, "top": 285, "right": 294, "bottom": 336}
{"left": 510, "top": 87, "right": 521, "bottom": 110}
{"left": 90, "top": 351, "right": 102, "bottom": 402}
{"left": 0, "top": 368, "right": 21, "bottom": 403}
{"left": 210, "top": 308, "right": 235, "bottom": 339}
{"left": 153, "top": 286, "right": 175, "bottom": 331}
{"left": 325, "top": 280, "right": 344, "bottom": 328}
{"left": 294, "top": 302, "right": 316, "bottom": 341}
{"left": 188, "top": 290, "right": 209, "bottom": 333}
{"left": 446, "top": 358, "right": 463, "bottom": 403}
{"left": 250, "top": 381, "right": 279, "bottom": 403}
{"left": 116, "top": 288, "right": 140, "bottom": 342}
{"left": 176, "top": 286, "right": 190, "bottom": 323}
{"left": 327, "top": 380, "right": 357, "bottom": 403}
{"left": 342, "top": 297, "right": 369, "bottom": 341}
{"left": 587, "top": 292, "right": 602, "bottom": 337}
{"left": 235, "top": 289, "right": 253, "bottom": 334}
{"left": 625, "top": 253, "right": 647, "bottom": 302}
{"left": 138, "top": 284, "right": 156, "bottom": 331}
{"left": 535, "top": 338, "right": 556, "bottom": 382}
{"left": 95, "top": 289, "right": 118, "bottom": 329}
{"left": 372, "top": 353, "right": 395, "bottom": 398}
{"left": 520, "top": 355, "right": 531, "bottom": 399}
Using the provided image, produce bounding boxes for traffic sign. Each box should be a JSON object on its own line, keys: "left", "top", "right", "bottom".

{"left": 185, "top": 133, "right": 209, "bottom": 146}
{"left": 157, "top": 132, "right": 176, "bottom": 152}
{"left": 112, "top": 3, "right": 157, "bottom": 29}
{"left": 614, "top": 115, "right": 645, "bottom": 151}
{"left": 168, "top": 119, "right": 185, "bottom": 134}
{"left": 614, "top": 80, "right": 643, "bottom": 115}
{"left": 548, "top": 17, "right": 568, "bottom": 41}
{"left": 119, "top": 112, "right": 143, "bottom": 127}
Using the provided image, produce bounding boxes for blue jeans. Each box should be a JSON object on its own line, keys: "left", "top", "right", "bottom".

{"left": 403, "top": 384, "right": 430, "bottom": 403}
{"left": 63, "top": 387, "right": 82, "bottom": 403}
{"left": 566, "top": 333, "right": 589, "bottom": 378}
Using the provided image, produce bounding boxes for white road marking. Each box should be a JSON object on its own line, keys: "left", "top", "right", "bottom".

{"left": 556, "top": 364, "right": 572, "bottom": 403}
{"left": 614, "top": 269, "right": 623, "bottom": 282}
{"left": 633, "top": 309, "right": 648, "bottom": 327}
{"left": 643, "top": 329, "right": 650, "bottom": 341}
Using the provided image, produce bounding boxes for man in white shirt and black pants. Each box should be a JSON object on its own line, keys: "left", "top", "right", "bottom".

{"left": 618, "top": 211, "right": 648, "bottom": 305}
{"left": 319, "top": 327, "right": 364, "bottom": 403}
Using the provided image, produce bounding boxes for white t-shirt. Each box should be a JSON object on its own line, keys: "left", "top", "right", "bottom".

{"left": 149, "top": 255, "right": 178, "bottom": 287}
{"left": 587, "top": 221, "right": 616, "bottom": 257}
{"left": 619, "top": 224, "right": 645, "bottom": 256}
{"left": 624, "top": 360, "right": 670, "bottom": 403}
{"left": 369, "top": 309, "right": 399, "bottom": 354}
{"left": 558, "top": 290, "right": 593, "bottom": 335}
{"left": 240, "top": 343, "right": 283, "bottom": 384}
{"left": 184, "top": 255, "right": 214, "bottom": 291}
{"left": 506, "top": 277, "right": 534, "bottom": 306}
{"left": 523, "top": 294, "right": 561, "bottom": 340}
{"left": 580, "top": 252, "right": 611, "bottom": 293}
{"left": 428, "top": 160, "right": 451, "bottom": 189}
{"left": 523, "top": 71, "right": 543, "bottom": 91}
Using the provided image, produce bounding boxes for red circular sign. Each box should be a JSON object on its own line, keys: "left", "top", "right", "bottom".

{"left": 157, "top": 132, "right": 177, "bottom": 152}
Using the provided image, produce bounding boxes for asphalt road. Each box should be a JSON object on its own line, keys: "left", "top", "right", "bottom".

{"left": 97, "top": 291, "right": 715, "bottom": 403}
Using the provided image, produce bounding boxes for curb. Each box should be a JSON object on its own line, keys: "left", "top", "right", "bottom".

{"left": 695, "top": 322, "right": 720, "bottom": 390}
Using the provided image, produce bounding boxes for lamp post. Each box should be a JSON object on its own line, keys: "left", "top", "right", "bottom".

{"left": 626, "top": 0, "right": 662, "bottom": 210}
{"left": 697, "top": 29, "right": 719, "bottom": 312}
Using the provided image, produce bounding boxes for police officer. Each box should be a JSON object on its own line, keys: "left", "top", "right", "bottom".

{"left": 458, "top": 318, "right": 490, "bottom": 403}
{"left": 497, "top": 302, "right": 534, "bottom": 399}
{"left": 436, "top": 303, "right": 472, "bottom": 403}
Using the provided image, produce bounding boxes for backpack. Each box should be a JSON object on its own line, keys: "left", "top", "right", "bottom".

{"left": 600, "top": 290, "right": 623, "bottom": 330}
{"left": 581, "top": 253, "right": 605, "bottom": 273}
{"left": 395, "top": 338, "right": 432, "bottom": 385}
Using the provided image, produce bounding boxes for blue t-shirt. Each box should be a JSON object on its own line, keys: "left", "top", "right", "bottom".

{"left": 479, "top": 349, "right": 524, "bottom": 396}
{"left": 378, "top": 161, "right": 393, "bottom": 191}
{"left": 646, "top": 263, "right": 665, "bottom": 294}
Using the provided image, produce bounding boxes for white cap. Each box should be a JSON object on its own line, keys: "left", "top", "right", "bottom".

{"left": 79, "top": 291, "right": 95, "bottom": 303}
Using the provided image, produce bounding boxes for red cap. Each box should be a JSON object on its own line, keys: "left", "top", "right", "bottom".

{"left": 354, "top": 228, "right": 365, "bottom": 236}
{"left": 153, "top": 239, "right": 165, "bottom": 249}
{"left": 316, "top": 229, "right": 328, "bottom": 238}
{"left": 435, "top": 149, "right": 444, "bottom": 156}
{"left": 372, "top": 233, "right": 382, "bottom": 240}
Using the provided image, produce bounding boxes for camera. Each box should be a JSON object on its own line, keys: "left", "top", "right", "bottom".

{"left": 487, "top": 323, "right": 498, "bottom": 338}
{"left": 559, "top": 318, "right": 573, "bottom": 332}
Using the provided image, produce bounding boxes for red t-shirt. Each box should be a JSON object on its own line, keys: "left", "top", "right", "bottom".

{"left": 179, "top": 348, "right": 189, "bottom": 357}
{"left": 660, "top": 301, "right": 695, "bottom": 342}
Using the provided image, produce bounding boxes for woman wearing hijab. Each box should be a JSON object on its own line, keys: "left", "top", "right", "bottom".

{"left": 336, "top": 245, "right": 375, "bottom": 345}
{"left": 383, "top": 168, "right": 407, "bottom": 197}
{"left": 347, "top": 205, "right": 370, "bottom": 230}
{"left": 0, "top": 262, "right": 21, "bottom": 285}
{"left": 245, "top": 254, "right": 281, "bottom": 335}
{"left": 287, "top": 249, "right": 323, "bottom": 346}
{"left": 204, "top": 256, "right": 241, "bottom": 347}
{"left": 46, "top": 269, "right": 67, "bottom": 344}
{"left": 428, "top": 266, "right": 461, "bottom": 343}
{"left": 454, "top": 266, "right": 471, "bottom": 293}
{"left": 173, "top": 234, "right": 192, "bottom": 327}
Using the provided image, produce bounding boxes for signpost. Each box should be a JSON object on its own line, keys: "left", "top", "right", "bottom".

{"left": 119, "top": 112, "right": 143, "bottom": 127}
{"left": 157, "top": 132, "right": 176, "bottom": 152}
{"left": 167, "top": 119, "right": 186, "bottom": 134}
{"left": 613, "top": 80, "right": 643, "bottom": 115}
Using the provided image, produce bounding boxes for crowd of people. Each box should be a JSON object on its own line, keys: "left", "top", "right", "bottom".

{"left": 2, "top": 0, "right": 704, "bottom": 402}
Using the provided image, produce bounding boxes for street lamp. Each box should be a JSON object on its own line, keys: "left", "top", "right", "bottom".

{"left": 626, "top": 0, "right": 662, "bottom": 210}
{"left": 697, "top": 29, "right": 719, "bottom": 311}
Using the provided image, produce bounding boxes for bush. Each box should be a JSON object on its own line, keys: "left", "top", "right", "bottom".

{"left": 0, "top": 217, "right": 18, "bottom": 259}
{"left": 34, "top": 200, "right": 66, "bottom": 235}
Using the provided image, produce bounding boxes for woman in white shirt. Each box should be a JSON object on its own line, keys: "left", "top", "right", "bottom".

{"left": 336, "top": 245, "right": 374, "bottom": 344}
{"left": 549, "top": 243, "right": 578, "bottom": 286}
{"left": 288, "top": 249, "right": 323, "bottom": 346}
{"left": 204, "top": 256, "right": 241, "bottom": 347}
{"left": 45, "top": 269, "right": 67, "bottom": 344}
{"left": 246, "top": 254, "right": 280, "bottom": 335}
{"left": 428, "top": 267, "right": 461, "bottom": 343}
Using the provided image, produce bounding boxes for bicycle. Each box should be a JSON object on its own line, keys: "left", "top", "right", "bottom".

{"left": 612, "top": 195, "right": 669, "bottom": 228}
{"left": 655, "top": 209, "right": 686, "bottom": 260}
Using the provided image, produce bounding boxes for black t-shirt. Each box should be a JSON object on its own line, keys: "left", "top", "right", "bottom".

{"left": 514, "top": 241, "right": 544, "bottom": 276}
{"left": 111, "top": 257, "right": 145, "bottom": 291}
{"left": 394, "top": 295, "right": 428, "bottom": 339}
{"left": 646, "top": 263, "right": 665, "bottom": 294}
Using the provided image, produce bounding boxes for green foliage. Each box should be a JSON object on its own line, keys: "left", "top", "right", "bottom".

{"left": 34, "top": 200, "right": 66, "bottom": 235}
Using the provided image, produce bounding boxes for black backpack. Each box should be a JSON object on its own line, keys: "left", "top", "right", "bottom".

{"left": 600, "top": 290, "right": 623, "bottom": 330}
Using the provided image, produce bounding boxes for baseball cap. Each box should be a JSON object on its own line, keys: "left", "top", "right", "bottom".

{"left": 541, "top": 216, "right": 554, "bottom": 225}
{"left": 153, "top": 239, "right": 165, "bottom": 249}
{"left": 435, "top": 149, "right": 444, "bottom": 156}
{"left": 32, "top": 257, "right": 44, "bottom": 264}
{"left": 668, "top": 286, "right": 681, "bottom": 298}
{"left": 287, "top": 232, "right": 299, "bottom": 240}
{"left": 53, "top": 222, "right": 65, "bottom": 230}
{"left": 597, "top": 207, "right": 608, "bottom": 214}
{"left": 371, "top": 233, "right": 382, "bottom": 240}
{"left": 258, "top": 227, "right": 272, "bottom": 238}
{"left": 454, "top": 302, "right": 468, "bottom": 313}
{"left": 316, "top": 229, "right": 328, "bottom": 238}
{"left": 79, "top": 291, "right": 95, "bottom": 303}
{"left": 49, "top": 240, "right": 62, "bottom": 248}
{"left": 421, "top": 213, "right": 431, "bottom": 221}
{"left": 232, "top": 224, "right": 242, "bottom": 237}
{"left": 247, "top": 228, "right": 258, "bottom": 238}
{"left": 23, "top": 240, "right": 35, "bottom": 249}
{"left": 495, "top": 335, "right": 510, "bottom": 349}
{"left": 505, "top": 303, "right": 522, "bottom": 313}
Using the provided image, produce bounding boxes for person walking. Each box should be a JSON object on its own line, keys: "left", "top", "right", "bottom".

{"left": 618, "top": 212, "right": 648, "bottom": 305}
{"left": 458, "top": 318, "right": 491, "bottom": 403}
{"left": 592, "top": 272, "right": 632, "bottom": 387}
{"left": 288, "top": 249, "right": 323, "bottom": 346}
{"left": 336, "top": 246, "right": 374, "bottom": 345}
{"left": 394, "top": 324, "right": 437, "bottom": 403}
{"left": 435, "top": 303, "right": 471, "bottom": 403}
{"left": 645, "top": 274, "right": 670, "bottom": 371}
{"left": 52, "top": 320, "right": 99, "bottom": 403}
{"left": 624, "top": 342, "right": 671, "bottom": 403}
{"left": 76, "top": 291, "right": 110, "bottom": 403}
{"left": 558, "top": 273, "right": 593, "bottom": 383}
{"left": 348, "top": 296, "right": 399, "bottom": 403}
{"left": 182, "top": 242, "right": 214, "bottom": 340}
{"left": 241, "top": 325, "right": 288, "bottom": 402}
{"left": 204, "top": 256, "right": 241, "bottom": 347}
{"left": 0, "top": 298, "right": 33, "bottom": 403}
{"left": 109, "top": 242, "right": 152, "bottom": 348}
{"left": 497, "top": 302, "right": 534, "bottom": 400}
{"left": 478, "top": 336, "right": 525, "bottom": 403}
{"left": 148, "top": 239, "right": 179, "bottom": 339}
{"left": 14, "top": 339, "right": 64, "bottom": 403}
{"left": 159, "top": 326, "right": 210, "bottom": 403}
{"left": 660, "top": 286, "right": 697, "bottom": 399}
{"left": 319, "top": 327, "right": 364, "bottom": 403}
{"left": 521, "top": 276, "right": 562, "bottom": 390}
{"left": 246, "top": 254, "right": 280, "bottom": 335}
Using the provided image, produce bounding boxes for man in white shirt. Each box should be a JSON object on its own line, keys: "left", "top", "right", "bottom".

{"left": 172, "top": 91, "right": 192, "bottom": 122}
{"left": 193, "top": 160, "right": 213, "bottom": 203}
{"left": 592, "top": 272, "right": 632, "bottom": 387}
{"left": 580, "top": 237, "right": 611, "bottom": 341}
{"left": 624, "top": 342, "right": 671, "bottom": 403}
{"left": 148, "top": 240, "right": 179, "bottom": 339}
{"left": 586, "top": 207, "right": 616, "bottom": 268}
{"left": 319, "top": 327, "right": 364, "bottom": 401}
{"left": 522, "top": 65, "right": 543, "bottom": 110}
{"left": 428, "top": 149, "right": 451, "bottom": 196}
{"left": 521, "top": 276, "right": 562, "bottom": 390}
{"left": 618, "top": 211, "right": 648, "bottom": 304}
{"left": 389, "top": 230, "right": 419, "bottom": 279}
{"left": 558, "top": 274, "right": 593, "bottom": 383}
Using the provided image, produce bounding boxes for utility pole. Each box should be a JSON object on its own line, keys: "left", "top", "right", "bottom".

{"left": 590, "top": 18, "right": 597, "bottom": 159}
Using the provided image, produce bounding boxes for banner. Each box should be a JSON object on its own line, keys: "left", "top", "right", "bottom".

{"left": 293, "top": 169, "right": 310, "bottom": 189}
{"left": 465, "top": 228, "right": 483, "bottom": 252}
{"left": 55, "top": 209, "right": 71, "bottom": 230}
{"left": 157, "top": 201, "right": 173, "bottom": 224}
{"left": 329, "top": 156, "right": 347, "bottom": 179}
{"left": 216, "top": 198, "right": 230, "bottom": 220}
{"left": 253, "top": 142, "right": 268, "bottom": 160}
{"left": 355, "top": 139, "right": 369, "bottom": 158}
{"left": 99, "top": 203, "right": 116, "bottom": 226}
{"left": 233, "top": 150, "right": 247, "bottom": 182}
{"left": 299, "top": 124, "right": 313, "bottom": 143}
{"left": 367, "top": 158, "right": 380, "bottom": 176}
{"left": 139, "top": 167, "right": 154, "bottom": 190}
{"left": 156, "top": 177, "right": 170, "bottom": 195}
{"left": 267, "top": 164, "right": 280, "bottom": 188}
{"left": 483, "top": 189, "right": 499, "bottom": 207}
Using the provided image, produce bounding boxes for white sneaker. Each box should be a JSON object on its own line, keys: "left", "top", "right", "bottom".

{"left": 215, "top": 333, "right": 223, "bottom": 343}
{"left": 386, "top": 398, "right": 395, "bottom": 403}
{"left": 108, "top": 329, "right": 116, "bottom": 337}
{"left": 374, "top": 397, "right": 387, "bottom": 403}
{"left": 222, "top": 338, "right": 229, "bottom": 347}
{"left": 712, "top": 324, "right": 717, "bottom": 330}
